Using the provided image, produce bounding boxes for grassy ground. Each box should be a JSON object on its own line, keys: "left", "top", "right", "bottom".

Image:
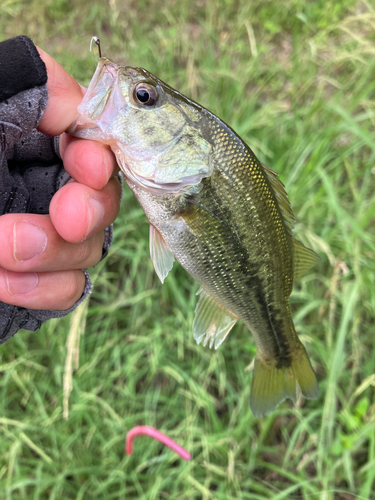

{"left": 1, "top": 0, "right": 375, "bottom": 498}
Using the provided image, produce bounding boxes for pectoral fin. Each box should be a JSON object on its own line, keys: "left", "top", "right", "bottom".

{"left": 193, "top": 289, "right": 237, "bottom": 349}
{"left": 149, "top": 225, "right": 175, "bottom": 283}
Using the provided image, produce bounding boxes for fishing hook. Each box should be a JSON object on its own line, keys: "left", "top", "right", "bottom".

{"left": 90, "top": 36, "right": 102, "bottom": 58}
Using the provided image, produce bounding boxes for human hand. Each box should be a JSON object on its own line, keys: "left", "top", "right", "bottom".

{"left": 0, "top": 48, "right": 121, "bottom": 311}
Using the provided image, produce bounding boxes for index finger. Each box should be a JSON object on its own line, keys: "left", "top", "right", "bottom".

{"left": 36, "top": 47, "right": 84, "bottom": 136}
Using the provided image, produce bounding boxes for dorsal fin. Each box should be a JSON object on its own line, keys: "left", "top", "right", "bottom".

{"left": 261, "top": 163, "right": 319, "bottom": 281}
{"left": 261, "top": 163, "right": 295, "bottom": 235}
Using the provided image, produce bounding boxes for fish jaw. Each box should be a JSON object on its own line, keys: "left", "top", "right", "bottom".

{"left": 67, "top": 57, "right": 129, "bottom": 144}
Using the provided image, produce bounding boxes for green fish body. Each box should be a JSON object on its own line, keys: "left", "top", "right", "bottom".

{"left": 69, "top": 58, "right": 319, "bottom": 416}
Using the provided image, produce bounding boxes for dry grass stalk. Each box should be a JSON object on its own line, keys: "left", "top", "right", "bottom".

{"left": 63, "top": 299, "right": 90, "bottom": 420}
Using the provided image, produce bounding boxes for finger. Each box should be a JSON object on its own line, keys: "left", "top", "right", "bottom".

{"left": 36, "top": 47, "right": 84, "bottom": 136}
{"left": 60, "top": 134, "right": 118, "bottom": 190}
{"left": 49, "top": 176, "right": 121, "bottom": 243}
{"left": 0, "top": 214, "right": 105, "bottom": 273}
{"left": 0, "top": 267, "right": 86, "bottom": 311}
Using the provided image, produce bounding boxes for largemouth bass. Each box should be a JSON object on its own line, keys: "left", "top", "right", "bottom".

{"left": 69, "top": 58, "right": 320, "bottom": 416}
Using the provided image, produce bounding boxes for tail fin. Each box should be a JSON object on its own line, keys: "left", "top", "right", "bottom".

{"left": 250, "top": 345, "right": 319, "bottom": 417}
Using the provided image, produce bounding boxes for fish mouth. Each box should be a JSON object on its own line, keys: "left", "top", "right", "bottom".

{"left": 67, "top": 57, "right": 127, "bottom": 137}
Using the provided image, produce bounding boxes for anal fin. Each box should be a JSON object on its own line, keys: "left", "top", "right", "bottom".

{"left": 149, "top": 225, "right": 175, "bottom": 284}
{"left": 293, "top": 239, "right": 320, "bottom": 282}
{"left": 193, "top": 289, "right": 237, "bottom": 349}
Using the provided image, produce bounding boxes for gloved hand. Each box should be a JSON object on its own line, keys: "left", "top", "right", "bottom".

{"left": 0, "top": 36, "right": 122, "bottom": 344}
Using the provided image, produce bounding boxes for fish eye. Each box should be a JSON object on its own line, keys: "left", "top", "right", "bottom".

{"left": 133, "top": 83, "right": 158, "bottom": 106}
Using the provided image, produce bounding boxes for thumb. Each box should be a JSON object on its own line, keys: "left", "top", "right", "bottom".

{"left": 36, "top": 47, "right": 85, "bottom": 136}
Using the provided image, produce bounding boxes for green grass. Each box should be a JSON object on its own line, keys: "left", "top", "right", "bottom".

{"left": 1, "top": 0, "right": 375, "bottom": 498}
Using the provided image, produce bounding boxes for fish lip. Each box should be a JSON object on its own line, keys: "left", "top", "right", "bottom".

{"left": 91, "top": 57, "right": 121, "bottom": 87}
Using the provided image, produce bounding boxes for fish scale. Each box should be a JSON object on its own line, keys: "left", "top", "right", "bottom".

{"left": 69, "top": 57, "right": 320, "bottom": 416}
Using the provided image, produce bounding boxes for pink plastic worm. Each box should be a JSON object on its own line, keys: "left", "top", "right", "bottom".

{"left": 126, "top": 426, "right": 191, "bottom": 461}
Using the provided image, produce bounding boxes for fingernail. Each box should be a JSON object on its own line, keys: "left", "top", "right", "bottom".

{"left": 86, "top": 196, "right": 104, "bottom": 238}
{"left": 14, "top": 221, "right": 47, "bottom": 262}
{"left": 6, "top": 270, "right": 38, "bottom": 295}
